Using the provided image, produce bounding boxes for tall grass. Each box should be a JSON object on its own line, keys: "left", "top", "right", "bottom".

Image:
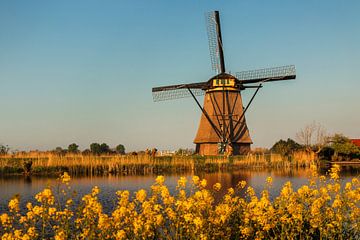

{"left": 0, "top": 151, "right": 316, "bottom": 176}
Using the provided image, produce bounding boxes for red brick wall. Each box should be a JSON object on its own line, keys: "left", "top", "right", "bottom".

{"left": 350, "top": 139, "right": 360, "bottom": 147}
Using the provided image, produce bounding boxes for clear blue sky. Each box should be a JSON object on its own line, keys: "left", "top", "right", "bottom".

{"left": 0, "top": 1, "right": 359, "bottom": 151}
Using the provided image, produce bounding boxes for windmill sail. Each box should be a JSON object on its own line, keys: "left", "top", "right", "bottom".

{"left": 152, "top": 82, "right": 208, "bottom": 102}
{"left": 236, "top": 65, "right": 296, "bottom": 84}
{"left": 206, "top": 11, "right": 225, "bottom": 74}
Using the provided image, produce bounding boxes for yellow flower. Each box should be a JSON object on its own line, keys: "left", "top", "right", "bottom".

{"left": 200, "top": 179, "right": 207, "bottom": 188}
{"left": 1, "top": 213, "right": 10, "bottom": 225}
{"left": 27, "top": 227, "right": 36, "bottom": 238}
{"left": 116, "top": 230, "right": 126, "bottom": 240}
{"left": 1, "top": 172, "right": 359, "bottom": 239}
{"left": 165, "top": 207, "right": 176, "bottom": 220}
{"left": 179, "top": 190, "right": 186, "bottom": 199}
{"left": 178, "top": 177, "right": 187, "bottom": 188}
{"left": 49, "top": 207, "right": 57, "bottom": 216}
{"left": 213, "top": 183, "right": 222, "bottom": 191}
{"left": 352, "top": 178, "right": 359, "bottom": 186}
{"left": 66, "top": 199, "right": 73, "bottom": 205}
{"left": 241, "top": 227, "right": 252, "bottom": 236}
{"left": 136, "top": 189, "right": 147, "bottom": 202}
{"left": 192, "top": 176, "right": 200, "bottom": 185}
{"left": 14, "top": 230, "right": 22, "bottom": 238}
{"left": 280, "top": 182, "right": 293, "bottom": 197}
{"left": 193, "top": 217, "right": 203, "bottom": 229}
{"left": 19, "top": 216, "right": 27, "bottom": 224}
{"left": 26, "top": 202, "right": 33, "bottom": 210}
{"left": 8, "top": 197, "right": 20, "bottom": 212}
{"left": 155, "top": 175, "right": 165, "bottom": 185}
{"left": 54, "top": 230, "right": 66, "bottom": 240}
{"left": 22, "top": 234, "right": 31, "bottom": 240}
{"left": 92, "top": 186, "right": 100, "bottom": 196}
{"left": 319, "top": 175, "right": 326, "bottom": 182}
{"left": 332, "top": 196, "right": 342, "bottom": 208}
{"left": 60, "top": 172, "right": 71, "bottom": 184}
{"left": 227, "top": 187, "right": 234, "bottom": 195}
{"left": 32, "top": 206, "right": 44, "bottom": 215}
{"left": 238, "top": 180, "right": 247, "bottom": 189}
{"left": 35, "top": 188, "right": 55, "bottom": 205}
{"left": 310, "top": 164, "right": 318, "bottom": 178}
{"left": 330, "top": 164, "right": 340, "bottom": 180}
{"left": 155, "top": 214, "right": 163, "bottom": 225}
{"left": 266, "top": 176, "right": 273, "bottom": 185}
{"left": 184, "top": 213, "right": 193, "bottom": 222}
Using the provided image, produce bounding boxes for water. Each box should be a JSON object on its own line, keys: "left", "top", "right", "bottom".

{"left": 1, "top": 165, "right": 359, "bottom": 214}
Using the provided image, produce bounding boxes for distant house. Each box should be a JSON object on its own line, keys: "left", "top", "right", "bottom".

{"left": 350, "top": 139, "right": 360, "bottom": 147}
{"left": 158, "top": 150, "right": 175, "bottom": 156}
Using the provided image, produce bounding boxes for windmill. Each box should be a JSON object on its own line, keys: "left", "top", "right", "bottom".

{"left": 152, "top": 11, "right": 296, "bottom": 155}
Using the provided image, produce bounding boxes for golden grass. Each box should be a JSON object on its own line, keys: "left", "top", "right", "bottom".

{"left": 0, "top": 151, "right": 316, "bottom": 175}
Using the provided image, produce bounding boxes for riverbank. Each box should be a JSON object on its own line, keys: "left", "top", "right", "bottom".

{"left": 0, "top": 152, "right": 315, "bottom": 176}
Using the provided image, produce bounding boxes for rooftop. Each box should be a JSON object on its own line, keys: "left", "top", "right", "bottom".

{"left": 350, "top": 139, "right": 360, "bottom": 147}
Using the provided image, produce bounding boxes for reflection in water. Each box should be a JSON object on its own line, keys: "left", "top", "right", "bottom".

{"left": 0, "top": 166, "right": 359, "bottom": 214}
{"left": 24, "top": 176, "right": 32, "bottom": 184}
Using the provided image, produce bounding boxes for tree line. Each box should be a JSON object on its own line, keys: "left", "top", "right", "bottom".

{"left": 53, "top": 143, "right": 125, "bottom": 155}
{"left": 271, "top": 122, "right": 360, "bottom": 161}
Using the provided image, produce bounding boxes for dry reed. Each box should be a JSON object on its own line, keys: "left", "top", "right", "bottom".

{"left": 0, "top": 151, "right": 316, "bottom": 176}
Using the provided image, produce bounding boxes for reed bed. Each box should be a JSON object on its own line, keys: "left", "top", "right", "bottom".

{"left": 0, "top": 151, "right": 316, "bottom": 176}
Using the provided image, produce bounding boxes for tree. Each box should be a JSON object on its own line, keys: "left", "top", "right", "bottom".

{"left": 115, "top": 144, "right": 125, "bottom": 154}
{"left": 270, "top": 138, "right": 303, "bottom": 156}
{"left": 53, "top": 147, "right": 67, "bottom": 155}
{"left": 0, "top": 144, "right": 10, "bottom": 155}
{"left": 175, "top": 148, "right": 194, "bottom": 156}
{"left": 82, "top": 149, "right": 91, "bottom": 155}
{"left": 296, "top": 122, "right": 328, "bottom": 153}
{"left": 330, "top": 134, "right": 360, "bottom": 159}
{"left": 90, "top": 143, "right": 102, "bottom": 155}
{"left": 68, "top": 143, "right": 79, "bottom": 153}
{"left": 100, "top": 143, "right": 110, "bottom": 154}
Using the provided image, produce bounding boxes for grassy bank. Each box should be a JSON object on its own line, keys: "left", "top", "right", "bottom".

{"left": 0, "top": 151, "right": 316, "bottom": 176}
{"left": 1, "top": 165, "right": 359, "bottom": 239}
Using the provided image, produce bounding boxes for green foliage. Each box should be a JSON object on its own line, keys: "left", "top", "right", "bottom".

{"left": 330, "top": 134, "right": 360, "bottom": 156}
{"left": 175, "top": 148, "right": 194, "bottom": 156}
{"left": 318, "top": 146, "right": 335, "bottom": 160}
{"left": 68, "top": 143, "right": 79, "bottom": 153}
{"left": 22, "top": 160, "right": 33, "bottom": 174}
{"left": 53, "top": 147, "right": 67, "bottom": 155}
{"left": 90, "top": 143, "right": 112, "bottom": 155}
{"left": 270, "top": 138, "right": 303, "bottom": 156}
{"left": 317, "top": 134, "right": 360, "bottom": 161}
{"left": 0, "top": 144, "right": 10, "bottom": 155}
{"left": 115, "top": 144, "right": 125, "bottom": 154}
{"left": 82, "top": 149, "right": 91, "bottom": 155}
{"left": 100, "top": 143, "right": 110, "bottom": 153}
{"left": 90, "top": 143, "right": 102, "bottom": 155}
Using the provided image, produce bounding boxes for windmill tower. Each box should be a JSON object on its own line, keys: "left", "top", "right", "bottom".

{"left": 152, "top": 11, "right": 296, "bottom": 155}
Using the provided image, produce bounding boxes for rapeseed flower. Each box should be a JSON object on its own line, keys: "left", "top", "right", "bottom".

{"left": 1, "top": 169, "right": 359, "bottom": 239}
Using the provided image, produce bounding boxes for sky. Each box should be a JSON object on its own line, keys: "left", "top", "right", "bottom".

{"left": 0, "top": 1, "right": 359, "bottom": 152}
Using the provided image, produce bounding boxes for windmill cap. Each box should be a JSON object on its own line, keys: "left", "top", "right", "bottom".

{"left": 207, "top": 72, "right": 238, "bottom": 82}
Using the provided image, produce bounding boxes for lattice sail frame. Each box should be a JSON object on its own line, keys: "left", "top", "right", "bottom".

{"left": 152, "top": 88, "right": 205, "bottom": 102}
{"left": 236, "top": 65, "right": 296, "bottom": 82}
{"left": 206, "top": 12, "right": 221, "bottom": 74}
